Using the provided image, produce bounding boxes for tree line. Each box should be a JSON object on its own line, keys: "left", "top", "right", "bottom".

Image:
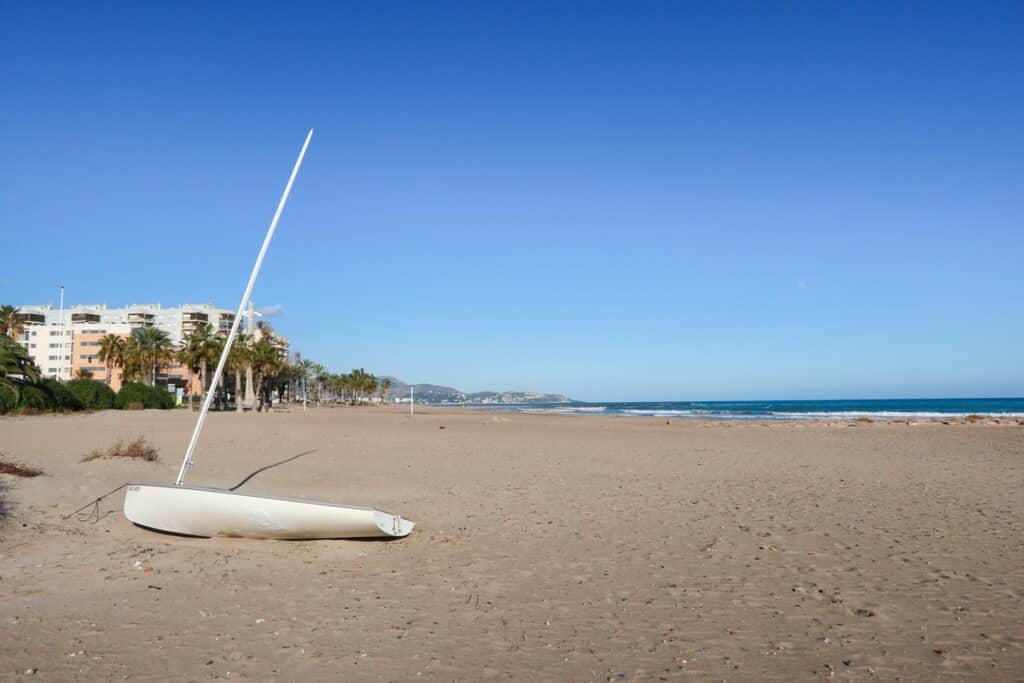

{"left": 1, "top": 305, "right": 395, "bottom": 414}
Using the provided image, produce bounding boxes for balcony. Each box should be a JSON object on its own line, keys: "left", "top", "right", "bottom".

{"left": 15, "top": 313, "right": 46, "bottom": 325}
{"left": 127, "top": 312, "right": 155, "bottom": 327}
{"left": 71, "top": 312, "right": 101, "bottom": 324}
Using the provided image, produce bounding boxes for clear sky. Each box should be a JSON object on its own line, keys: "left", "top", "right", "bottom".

{"left": 2, "top": 2, "right": 1021, "bottom": 401}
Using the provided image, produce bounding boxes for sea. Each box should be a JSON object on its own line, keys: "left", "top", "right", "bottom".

{"left": 469, "top": 398, "right": 1024, "bottom": 421}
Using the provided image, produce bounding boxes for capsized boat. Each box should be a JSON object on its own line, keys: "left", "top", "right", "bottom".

{"left": 124, "top": 484, "right": 414, "bottom": 539}
{"left": 123, "top": 129, "right": 415, "bottom": 540}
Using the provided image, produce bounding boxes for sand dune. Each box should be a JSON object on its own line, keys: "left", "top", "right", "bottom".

{"left": 1, "top": 408, "right": 1022, "bottom": 680}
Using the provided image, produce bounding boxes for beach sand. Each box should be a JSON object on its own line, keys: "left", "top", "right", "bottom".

{"left": 1, "top": 408, "right": 1022, "bottom": 681}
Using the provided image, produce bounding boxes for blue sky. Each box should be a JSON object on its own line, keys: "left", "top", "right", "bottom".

{"left": 2, "top": 2, "right": 1021, "bottom": 401}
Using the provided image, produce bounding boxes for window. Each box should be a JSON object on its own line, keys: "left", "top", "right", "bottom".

{"left": 48, "top": 355, "right": 60, "bottom": 361}
{"left": 80, "top": 341, "right": 100, "bottom": 347}
{"left": 49, "top": 343, "right": 60, "bottom": 348}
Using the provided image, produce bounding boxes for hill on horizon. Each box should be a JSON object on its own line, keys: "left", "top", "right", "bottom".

{"left": 381, "top": 377, "right": 572, "bottom": 404}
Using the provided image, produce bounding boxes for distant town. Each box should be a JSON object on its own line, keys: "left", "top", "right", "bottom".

{"left": 382, "top": 378, "right": 573, "bottom": 405}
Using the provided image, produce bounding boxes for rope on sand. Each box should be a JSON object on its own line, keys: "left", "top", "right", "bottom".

{"left": 63, "top": 483, "right": 129, "bottom": 524}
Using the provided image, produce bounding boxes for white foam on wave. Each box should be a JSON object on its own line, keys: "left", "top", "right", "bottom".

{"left": 519, "top": 406, "right": 609, "bottom": 414}
{"left": 769, "top": 411, "right": 1024, "bottom": 419}
{"left": 620, "top": 409, "right": 701, "bottom": 417}
{"left": 507, "top": 407, "right": 1024, "bottom": 420}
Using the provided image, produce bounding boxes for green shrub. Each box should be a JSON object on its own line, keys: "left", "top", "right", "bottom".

{"left": 158, "top": 388, "right": 176, "bottom": 409}
{"left": 116, "top": 382, "right": 176, "bottom": 410}
{"left": 116, "top": 382, "right": 154, "bottom": 409}
{"left": 65, "top": 379, "right": 117, "bottom": 410}
{"left": 17, "top": 384, "right": 52, "bottom": 411}
{"left": 43, "top": 379, "right": 83, "bottom": 411}
{"left": 0, "top": 385, "right": 16, "bottom": 414}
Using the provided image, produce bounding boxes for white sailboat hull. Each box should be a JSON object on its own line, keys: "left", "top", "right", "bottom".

{"left": 124, "top": 484, "right": 415, "bottom": 539}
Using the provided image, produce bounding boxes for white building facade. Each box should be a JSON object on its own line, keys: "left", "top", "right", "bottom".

{"left": 15, "top": 303, "right": 238, "bottom": 380}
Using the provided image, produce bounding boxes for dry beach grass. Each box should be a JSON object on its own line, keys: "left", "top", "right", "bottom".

{"left": 1, "top": 408, "right": 1022, "bottom": 680}
{"left": 80, "top": 436, "right": 160, "bottom": 464}
{"left": 0, "top": 458, "right": 43, "bottom": 478}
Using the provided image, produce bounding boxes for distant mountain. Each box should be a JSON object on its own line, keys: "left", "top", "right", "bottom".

{"left": 381, "top": 377, "right": 572, "bottom": 404}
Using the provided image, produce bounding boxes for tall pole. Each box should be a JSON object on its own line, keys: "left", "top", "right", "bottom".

{"left": 58, "top": 284, "right": 65, "bottom": 380}
{"left": 175, "top": 129, "right": 313, "bottom": 486}
{"left": 410, "top": 386, "right": 414, "bottom": 415}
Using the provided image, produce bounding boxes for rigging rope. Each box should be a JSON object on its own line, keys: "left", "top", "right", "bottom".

{"left": 63, "top": 482, "right": 129, "bottom": 524}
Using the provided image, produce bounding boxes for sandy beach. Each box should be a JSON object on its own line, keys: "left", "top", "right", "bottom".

{"left": 1, "top": 408, "right": 1022, "bottom": 681}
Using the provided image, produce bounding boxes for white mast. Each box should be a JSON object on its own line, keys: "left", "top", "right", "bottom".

{"left": 410, "top": 386, "right": 414, "bottom": 415}
{"left": 175, "top": 129, "right": 314, "bottom": 486}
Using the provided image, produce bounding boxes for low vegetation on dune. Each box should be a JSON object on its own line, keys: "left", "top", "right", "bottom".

{"left": 0, "top": 456, "right": 44, "bottom": 478}
{"left": 0, "top": 452, "right": 44, "bottom": 521}
{"left": 81, "top": 436, "right": 160, "bottom": 463}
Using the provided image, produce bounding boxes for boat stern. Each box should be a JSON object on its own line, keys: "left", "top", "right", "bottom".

{"left": 374, "top": 511, "right": 415, "bottom": 538}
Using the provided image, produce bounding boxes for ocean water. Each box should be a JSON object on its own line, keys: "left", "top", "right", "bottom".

{"left": 473, "top": 398, "right": 1024, "bottom": 420}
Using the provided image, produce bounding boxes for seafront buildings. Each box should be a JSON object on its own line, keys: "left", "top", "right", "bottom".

{"left": 13, "top": 303, "right": 287, "bottom": 393}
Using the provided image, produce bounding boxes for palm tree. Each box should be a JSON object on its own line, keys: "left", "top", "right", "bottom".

{"left": 226, "top": 332, "right": 252, "bottom": 413}
{"left": 0, "top": 305, "right": 24, "bottom": 339}
{"left": 1, "top": 334, "right": 41, "bottom": 408}
{"left": 312, "top": 363, "right": 328, "bottom": 404}
{"left": 295, "top": 358, "right": 315, "bottom": 406}
{"left": 97, "top": 333, "right": 126, "bottom": 386}
{"left": 131, "top": 327, "right": 173, "bottom": 386}
{"left": 176, "top": 331, "right": 205, "bottom": 411}
{"left": 342, "top": 368, "right": 376, "bottom": 404}
{"left": 335, "top": 372, "right": 349, "bottom": 403}
{"left": 182, "top": 323, "right": 217, "bottom": 403}
{"left": 206, "top": 333, "right": 228, "bottom": 409}
{"left": 75, "top": 367, "right": 94, "bottom": 380}
{"left": 249, "top": 337, "right": 281, "bottom": 413}
{"left": 379, "top": 377, "right": 391, "bottom": 403}
{"left": 332, "top": 373, "right": 347, "bottom": 403}
{"left": 119, "top": 336, "right": 142, "bottom": 383}
{"left": 365, "top": 372, "right": 377, "bottom": 402}
{"left": 273, "top": 360, "right": 294, "bottom": 404}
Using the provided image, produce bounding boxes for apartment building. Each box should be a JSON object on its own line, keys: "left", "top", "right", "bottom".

{"left": 13, "top": 303, "right": 282, "bottom": 393}
{"left": 16, "top": 320, "right": 75, "bottom": 381}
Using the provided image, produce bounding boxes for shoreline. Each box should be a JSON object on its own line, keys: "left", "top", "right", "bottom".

{"left": 434, "top": 404, "right": 1024, "bottom": 426}
{"left": 6, "top": 403, "right": 1024, "bottom": 427}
